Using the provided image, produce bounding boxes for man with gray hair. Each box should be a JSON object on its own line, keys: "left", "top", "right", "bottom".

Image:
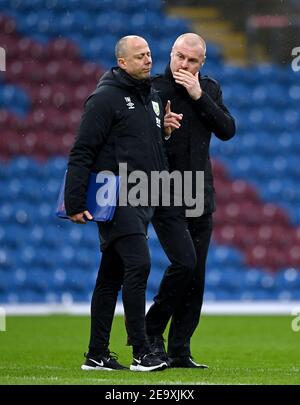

{"left": 146, "top": 33, "right": 236, "bottom": 368}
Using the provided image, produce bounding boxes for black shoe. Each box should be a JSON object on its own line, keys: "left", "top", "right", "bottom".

{"left": 130, "top": 352, "right": 168, "bottom": 372}
{"left": 148, "top": 335, "right": 169, "bottom": 365}
{"left": 169, "top": 355, "right": 208, "bottom": 369}
{"left": 81, "top": 352, "right": 128, "bottom": 371}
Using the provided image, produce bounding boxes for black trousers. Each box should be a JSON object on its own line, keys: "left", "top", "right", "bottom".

{"left": 88, "top": 209, "right": 197, "bottom": 355}
{"left": 146, "top": 211, "right": 213, "bottom": 357}
{"left": 88, "top": 234, "right": 151, "bottom": 354}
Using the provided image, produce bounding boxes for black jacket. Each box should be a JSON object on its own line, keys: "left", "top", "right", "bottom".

{"left": 65, "top": 67, "right": 167, "bottom": 216}
{"left": 152, "top": 65, "right": 236, "bottom": 214}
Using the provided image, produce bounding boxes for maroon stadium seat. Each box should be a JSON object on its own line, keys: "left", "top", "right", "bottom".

{"left": 47, "top": 38, "right": 80, "bottom": 60}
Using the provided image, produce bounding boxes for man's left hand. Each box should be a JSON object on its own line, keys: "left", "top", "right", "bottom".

{"left": 173, "top": 69, "right": 202, "bottom": 100}
{"left": 69, "top": 210, "right": 93, "bottom": 224}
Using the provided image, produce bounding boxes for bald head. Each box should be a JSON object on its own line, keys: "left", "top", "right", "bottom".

{"left": 173, "top": 33, "right": 206, "bottom": 55}
{"left": 115, "top": 35, "right": 152, "bottom": 80}
{"left": 170, "top": 33, "right": 206, "bottom": 75}
{"left": 115, "top": 35, "right": 148, "bottom": 59}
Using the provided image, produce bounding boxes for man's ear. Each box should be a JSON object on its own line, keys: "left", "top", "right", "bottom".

{"left": 118, "top": 57, "right": 126, "bottom": 69}
{"left": 201, "top": 55, "right": 206, "bottom": 67}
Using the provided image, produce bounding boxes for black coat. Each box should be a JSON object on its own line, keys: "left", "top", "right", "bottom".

{"left": 152, "top": 65, "right": 236, "bottom": 214}
{"left": 65, "top": 67, "right": 167, "bottom": 216}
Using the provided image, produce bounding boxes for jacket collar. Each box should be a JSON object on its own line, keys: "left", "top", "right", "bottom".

{"left": 98, "top": 67, "right": 152, "bottom": 97}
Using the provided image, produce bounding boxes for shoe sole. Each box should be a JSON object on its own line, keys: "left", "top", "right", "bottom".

{"left": 81, "top": 365, "right": 114, "bottom": 371}
{"left": 169, "top": 362, "right": 209, "bottom": 369}
{"left": 130, "top": 362, "right": 168, "bottom": 372}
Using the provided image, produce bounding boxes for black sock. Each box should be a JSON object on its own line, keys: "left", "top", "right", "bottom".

{"left": 88, "top": 346, "right": 109, "bottom": 357}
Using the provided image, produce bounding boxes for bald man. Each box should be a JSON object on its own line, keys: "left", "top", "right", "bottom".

{"left": 146, "top": 33, "right": 236, "bottom": 368}
{"left": 65, "top": 36, "right": 177, "bottom": 372}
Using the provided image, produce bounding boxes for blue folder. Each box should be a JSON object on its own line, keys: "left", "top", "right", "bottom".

{"left": 56, "top": 171, "right": 121, "bottom": 222}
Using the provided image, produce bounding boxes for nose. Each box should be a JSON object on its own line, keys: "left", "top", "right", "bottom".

{"left": 181, "top": 58, "right": 188, "bottom": 69}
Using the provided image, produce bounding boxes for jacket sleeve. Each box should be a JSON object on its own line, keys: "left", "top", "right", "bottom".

{"left": 155, "top": 95, "right": 169, "bottom": 170}
{"left": 64, "top": 93, "right": 113, "bottom": 216}
{"left": 192, "top": 84, "right": 236, "bottom": 141}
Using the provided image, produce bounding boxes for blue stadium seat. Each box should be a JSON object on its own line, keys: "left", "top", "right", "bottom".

{"left": 63, "top": 269, "right": 90, "bottom": 292}
{"left": 258, "top": 273, "right": 276, "bottom": 291}
{"left": 17, "top": 290, "right": 45, "bottom": 303}
{"left": 2, "top": 224, "right": 27, "bottom": 248}
{"left": 0, "top": 84, "right": 31, "bottom": 116}
{"left": 222, "top": 83, "right": 250, "bottom": 109}
{"left": 206, "top": 268, "right": 222, "bottom": 289}
{"left": 278, "top": 132, "right": 296, "bottom": 154}
{"left": 208, "top": 245, "right": 244, "bottom": 267}
{"left": 56, "top": 245, "right": 76, "bottom": 267}
{"left": 217, "top": 65, "right": 246, "bottom": 85}
{"left": 9, "top": 156, "right": 41, "bottom": 179}
{"left": 240, "top": 290, "right": 274, "bottom": 301}
{"left": 217, "top": 267, "right": 245, "bottom": 292}
{"left": 0, "top": 203, "right": 15, "bottom": 224}
{"left": 22, "top": 269, "right": 50, "bottom": 292}
{"left": 44, "top": 157, "right": 67, "bottom": 179}
{"left": 0, "top": 249, "right": 14, "bottom": 270}
{"left": 243, "top": 268, "right": 266, "bottom": 289}
{"left": 275, "top": 289, "right": 293, "bottom": 301}
{"left": 275, "top": 268, "right": 300, "bottom": 289}
{"left": 288, "top": 85, "right": 300, "bottom": 106}
{"left": 214, "top": 290, "right": 238, "bottom": 300}
{"left": 206, "top": 42, "right": 222, "bottom": 62}
{"left": 75, "top": 248, "right": 98, "bottom": 268}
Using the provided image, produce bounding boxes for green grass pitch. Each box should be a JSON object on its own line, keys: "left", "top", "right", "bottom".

{"left": 0, "top": 314, "right": 299, "bottom": 385}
